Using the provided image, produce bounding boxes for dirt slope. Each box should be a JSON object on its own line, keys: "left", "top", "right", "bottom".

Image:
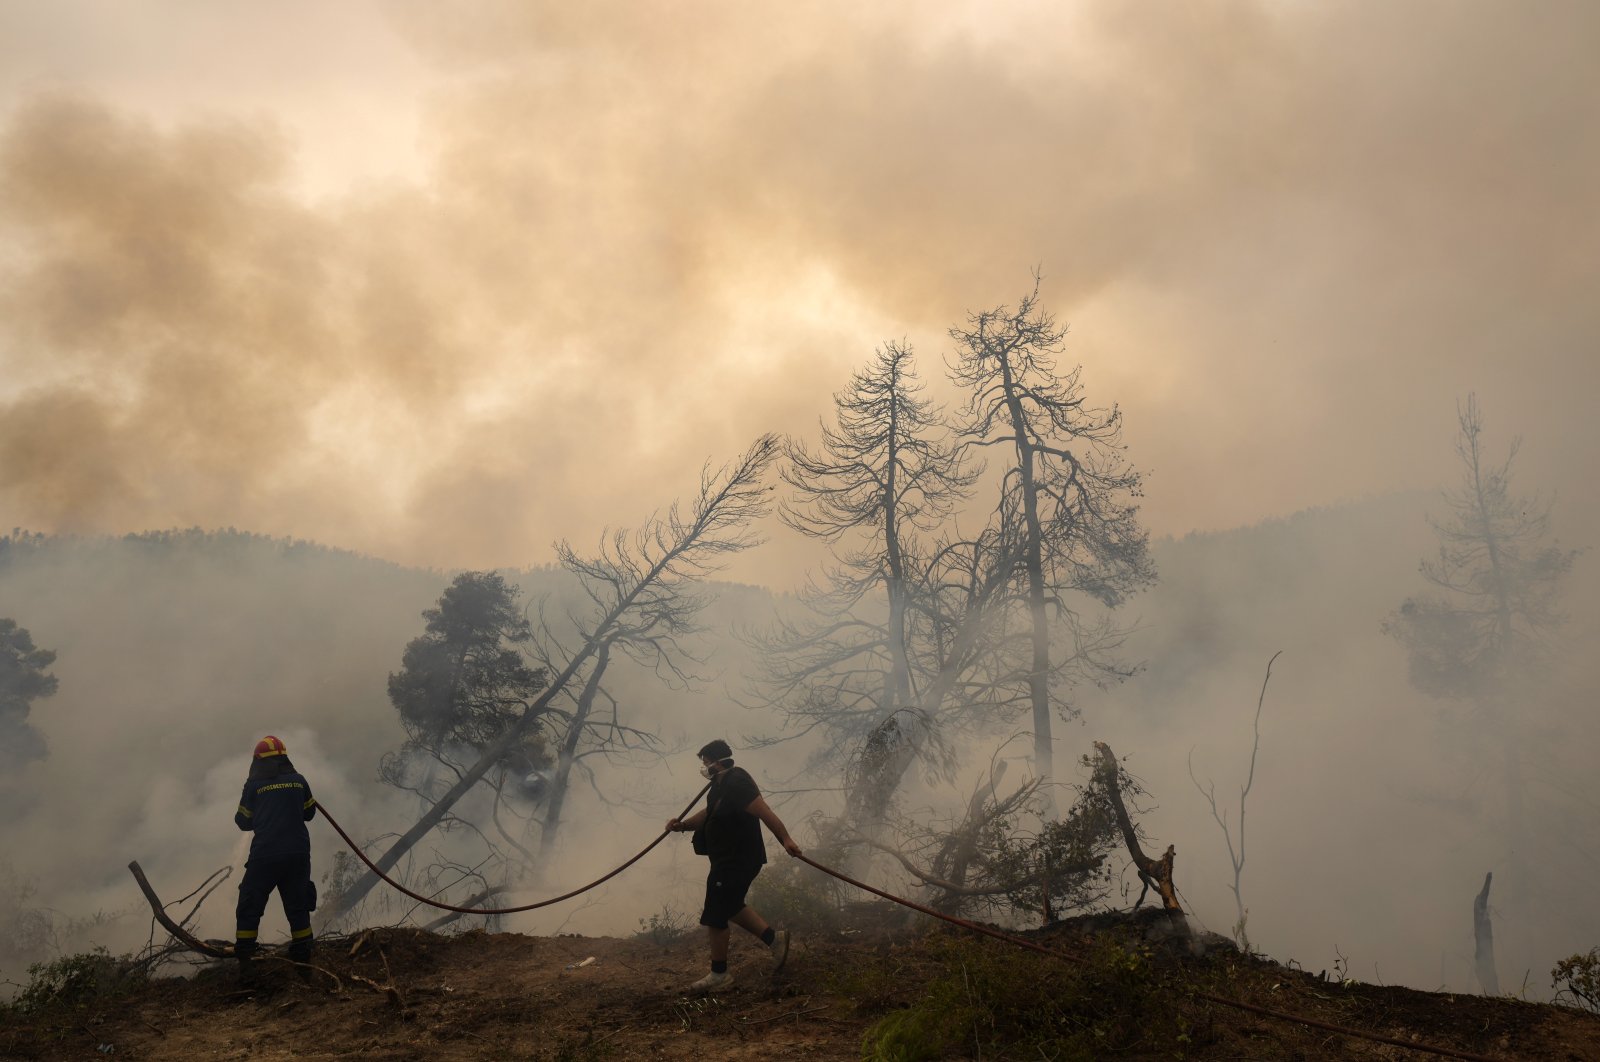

{"left": 4, "top": 919, "right": 1598, "bottom": 1061}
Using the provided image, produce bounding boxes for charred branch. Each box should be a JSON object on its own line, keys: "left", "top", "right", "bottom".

{"left": 128, "top": 861, "right": 231, "bottom": 959}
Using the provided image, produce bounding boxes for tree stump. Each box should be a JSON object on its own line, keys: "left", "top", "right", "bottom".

{"left": 1093, "top": 742, "right": 1185, "bottom": 920}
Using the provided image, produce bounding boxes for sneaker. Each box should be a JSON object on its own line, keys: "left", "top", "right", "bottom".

{"left": 688, "top": 969, "right": 734, "bottom": 995}
{"left": 768, "top": 928, "right": 790, "bottom": 972}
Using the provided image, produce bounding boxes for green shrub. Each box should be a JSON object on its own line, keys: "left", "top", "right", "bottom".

{"left": 825, "top": 951, "right": 906, "bottom": 1014}
{"left": 633, "top": 905, "right": 693, "bottom": 947}
{"left": 13, "top": 947, "right": 137, "bottom": 1013}
{"left": 1552, "top": 948, "right": 1600, "bottom": 1013}
{"left": 860, "top": 934, "right": 1185, "bottom": 1061}
{"left": 861, "top": 1009, "right": 943, "bottom": 1062}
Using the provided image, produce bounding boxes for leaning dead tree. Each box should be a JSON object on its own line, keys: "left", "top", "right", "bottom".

{"left": 1094, "top": 741, "right": 1183, "bottom": 920}
{"left": 319, "top": 435, "right": 780, "bottom": 928}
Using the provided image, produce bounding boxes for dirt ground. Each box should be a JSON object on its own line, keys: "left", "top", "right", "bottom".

{"left": 4, "top": 917, "right": 1599, "bottom": 1060}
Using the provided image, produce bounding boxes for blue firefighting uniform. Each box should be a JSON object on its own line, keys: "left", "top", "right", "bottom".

{"left": 234, "top": 769, "right": 317, "bottom": 960}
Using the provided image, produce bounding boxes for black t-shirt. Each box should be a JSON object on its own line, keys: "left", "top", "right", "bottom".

{"left": 701, "top": 765, "right": 766, "bottom": 866}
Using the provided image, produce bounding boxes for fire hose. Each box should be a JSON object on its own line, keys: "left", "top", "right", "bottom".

{"left": 311, "top": 782, "right": 711, "bottom": 916}
{"left": 131, "top": 786, "right": 1504, "bottom": 1062}
{"left": 317, "top": 794, "right": 1505, "bottom": 1061}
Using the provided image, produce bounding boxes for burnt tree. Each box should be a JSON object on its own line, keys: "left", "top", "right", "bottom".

{"left": 951, "top": 282, "right": 1153, "bottom": 789}
{"left": 1384, "top": 394, "right": 1579, "bottom": 904}
{"left": 320, "top": 435, "right": 779, "bottom": 927}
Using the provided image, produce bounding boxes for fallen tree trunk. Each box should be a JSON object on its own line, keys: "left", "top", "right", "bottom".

{"left": 420, "top": 885, "right": 518, "bottom": 932}
{"left": 1092, "top": 742, "right": 1184, "bottom": 917}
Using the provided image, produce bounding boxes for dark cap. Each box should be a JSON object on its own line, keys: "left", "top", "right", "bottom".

{"left": 697, "top": 739, "right": 733, "bottom": 762}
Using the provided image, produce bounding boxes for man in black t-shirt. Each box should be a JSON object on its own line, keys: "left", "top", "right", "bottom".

{"left": 667, "top": 739, "right": 802, "bottom": 994}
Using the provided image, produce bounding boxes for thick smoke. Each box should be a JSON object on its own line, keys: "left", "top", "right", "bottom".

{"left": 1, "top": 1, "right": 1595, "bottom": 583}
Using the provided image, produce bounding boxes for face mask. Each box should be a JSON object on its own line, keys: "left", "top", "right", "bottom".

{"left": 700, "top": 764, "right": 715, "bottom": 779}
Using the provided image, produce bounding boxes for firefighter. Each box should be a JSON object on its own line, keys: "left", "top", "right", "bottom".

{"left": 233, "top": 735, "right": 318, "bottom": 982}
{"left": 665, "top": 739, "right": 802, "bottom": 993}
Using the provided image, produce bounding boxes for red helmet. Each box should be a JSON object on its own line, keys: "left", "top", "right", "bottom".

{"left": 253, "top": 735, "right": 287, "bottom": 759}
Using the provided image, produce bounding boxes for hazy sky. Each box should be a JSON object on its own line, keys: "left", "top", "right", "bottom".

{"left": 3, "top": 0, "right": 1596, "bottom": 586}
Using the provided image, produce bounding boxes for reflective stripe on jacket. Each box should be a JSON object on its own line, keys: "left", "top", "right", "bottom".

{"left": 235, "top": 771, "right": 317, "bottom": 859}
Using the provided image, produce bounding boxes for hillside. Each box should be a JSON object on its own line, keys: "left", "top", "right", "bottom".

{"left": 3, "top": 505, "right": 1598, "bottom": 1010}
{"left": 4, "top": 912, "right": 1598, "bottom": 1061}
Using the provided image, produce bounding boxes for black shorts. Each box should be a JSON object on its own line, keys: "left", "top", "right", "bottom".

{"left": 699, "top": 862, "right": 762, "bottom": 928}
